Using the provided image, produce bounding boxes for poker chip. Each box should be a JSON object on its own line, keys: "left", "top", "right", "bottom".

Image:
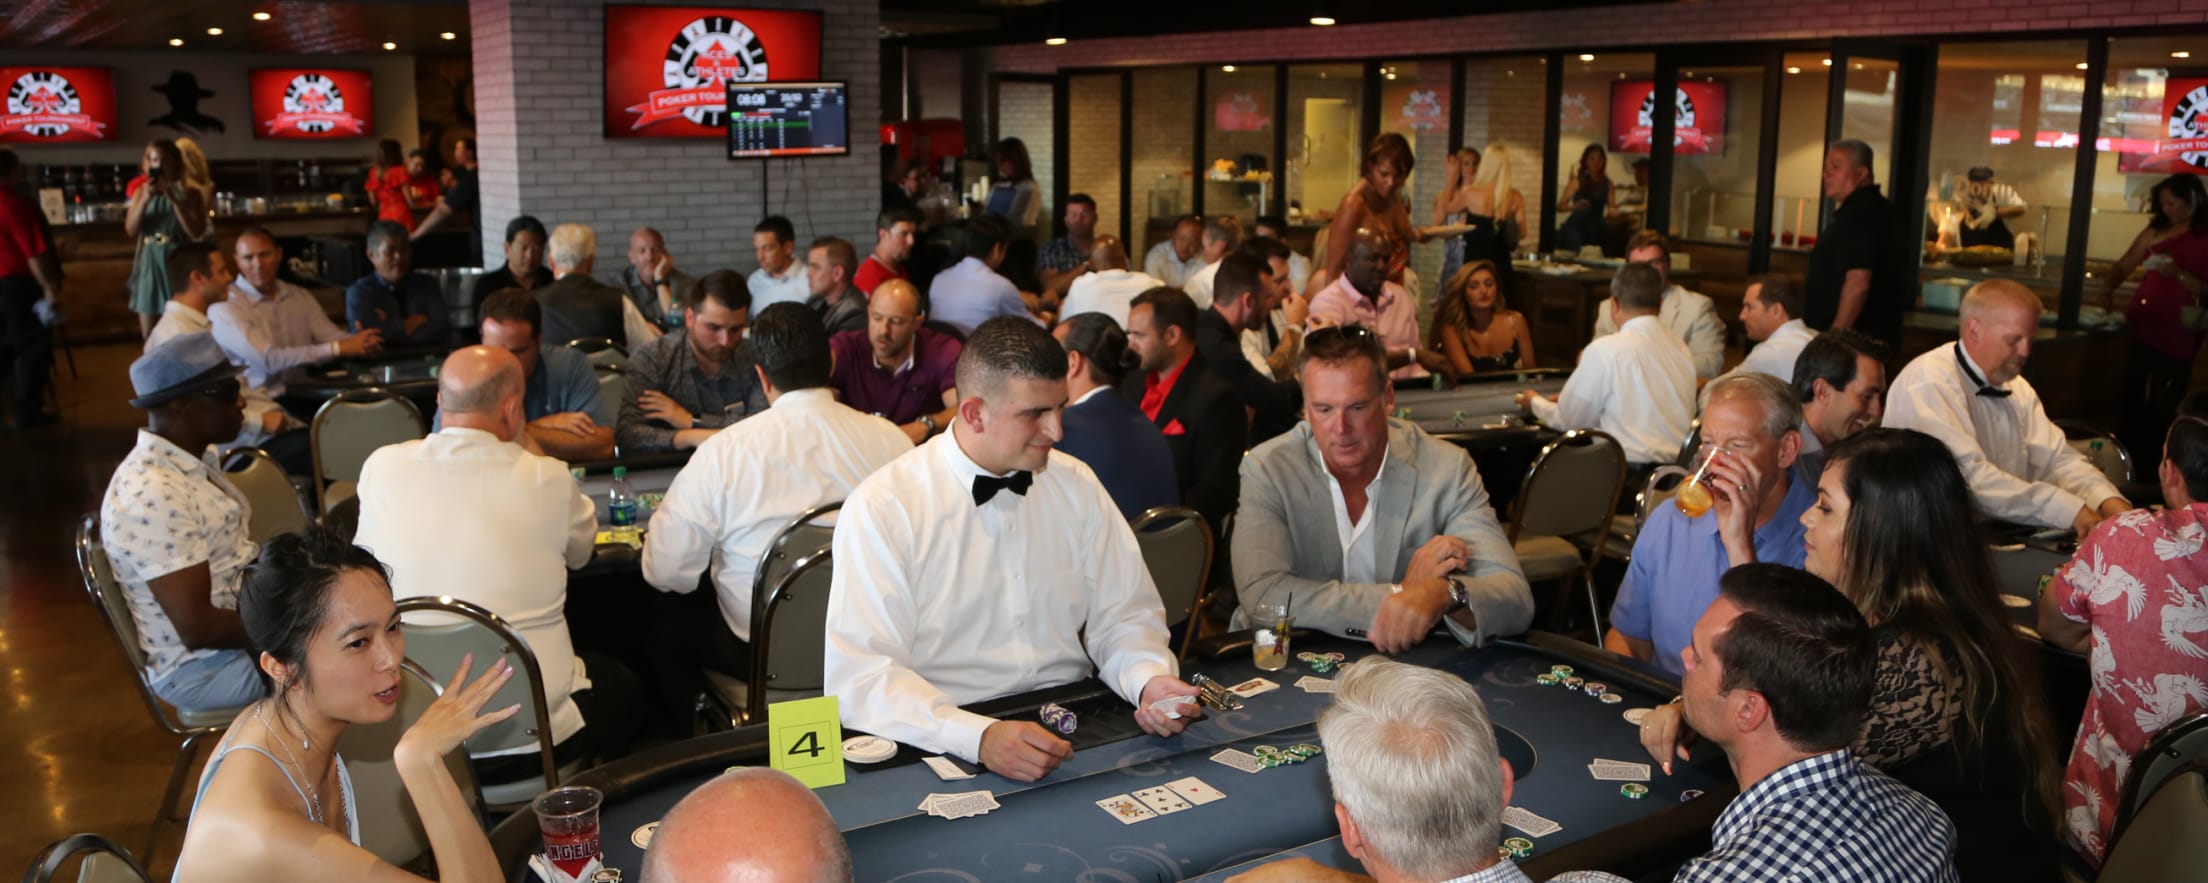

{"left": 1583, "top": 682, "right": 1608, "bottom": 697}
{"left": 1620, "top": 783, "right": 1649, "bottom": 799}
{"left": 1039, "top": 702, "right": 1079, "bottom": 735}
{"left": 2000, "top": 594, "right": 2031, "bottom": 609}
{"left": 630, "top": 821, "right": 660, "bottom": 849}
{"left": 1562, "top": 676, "right": 1585, "bottom": 690}
{"left": 1297, "top": 652, "right": 1322, "bottom": 662}
{"left": 1681, "top": 789, "right": 1706, "bottom": 802}
{"left": 1549, "top": 665, "right": 1574, "bottom": 677}
{"left": 1497, "top": 845, "right": 1512, "bottom": 861}
{"left": 1624, "top": 708, "right": 1652, "bottom": 726}
{"left": 842, "top": 735, "right": 896, "bottom": 764}
{"left": 1536, "top": 673, "right": 1560, "bottom": 686}
{"left": 1599, "top": 693, "right": 1624, "bottom": 704}
{"left": 1502, "top": 836, "right": 1535, "bottom": 859}
{"left": 1288, "top": 743, "right": 1323, "bottom": 758}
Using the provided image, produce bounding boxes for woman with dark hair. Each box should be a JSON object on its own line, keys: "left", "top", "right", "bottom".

{"left": 2100, "top": 174, "right": 2208, "bottom": 463}
{"left": 1556, "top": 143, "right": 1616, "bottom": 254}
{"left": 170, "top": 527, "right": 519, "bottom": 883}
{"left": 125, "top": 138, "right": 210, "bottom": 337}
{"left": 986, "top": 137, "right": 1041, "bottom": 238}
{"left": 1321, "top": 132, "right": 1420, "bottom": 278}
{"left": 1430, "top": 259, "right": 1534, "bottom": 375}
{"left": 1643, "top": 427, "right": 2062, "bottom": 882}
{"left": 366, "top": 138, "right": 414, "bottom": 229}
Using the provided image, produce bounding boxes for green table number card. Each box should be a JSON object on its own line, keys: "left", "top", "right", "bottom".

{"left": 768, "top": 695, "right": 846, "bottom": 788}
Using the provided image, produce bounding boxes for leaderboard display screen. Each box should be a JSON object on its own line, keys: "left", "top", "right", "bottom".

{"left": 604, "top": 5, "right": 824, "bottom": 138}
{"left": 249, "top": 68, "right": 374, "bottom": 139}
{"left": 725, "top": 82, "right": 847, "bottom": 158}
{"left": 1, "top": 66, "right": 117, "bottom": 143}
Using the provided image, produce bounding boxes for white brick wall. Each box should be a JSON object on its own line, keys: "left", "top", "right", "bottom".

{"left": 996, "top": 80, "right": 1056, "bottom": 226}
{"left": 470, "top": 0, "right": 881, "bottom": 273}
{"left": 1066, "top": 74, "right": 1124, "bottom": 240}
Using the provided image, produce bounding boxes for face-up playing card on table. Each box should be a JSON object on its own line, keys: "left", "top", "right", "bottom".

{"left": 1209, "top": 748, "right": 1267, "bottom": 773}
{"left": 1164, "top": 776, "right": 1225, "bottom": 805}
{"left": 1132, "top": 785, "right": 1193, "bottom": 815}
{"left": 1227, "top": 677, "right": 1279, "bottom": 698}
{"left": 1095, "top": 794, "right": 1158, "bottom": 824}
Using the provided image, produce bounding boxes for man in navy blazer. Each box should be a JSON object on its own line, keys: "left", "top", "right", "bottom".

{"left": 1053, "top": 314, "right": 1178, "bottom": 521}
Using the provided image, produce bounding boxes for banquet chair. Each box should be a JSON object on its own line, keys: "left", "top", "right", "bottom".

{"left": 75, "top": 514, "right": 249, "bottom": 865}
{"left": 1130, "top": 506, "right": 1214, "bottom": 660}
{"left": 1600, "top": 465, "right": 1692, "bottom": 566}
{"left": 309, "top": 389, "right": 425, "bottom": 514}
{"left": 699, "top": 504, "right": 843, "bottom": 726}
{"left": 2113, "top": 712, "right": 2208, "bottom": 843}
{"left": 20, "top": 833, "right": 152, "bottom": 883}
{"left": 2097, "top": 765, "right": 2208, "bottom": 883}
{"left": 594, "top": 364, "right": 625, "bottom": 416}
{"left": 394, "top": 595, "right": 572, "bottom": 811}
{"left": 2055, "top": 419, "right": 2134, "bottom": 486}
{"left": 335, "top": 658, "right": 483, "bottom": 869}
{"left": 1506, "top": 430, "right": 1626, "bottom": 637}
{"left": 221, "top": 448, "right": 311, "bottom": 545}
{"left": 735, "top": 549, "right": 837, "bottom": 723}
{"left": 568, "top": 337, "right": 627, "bottom": 372}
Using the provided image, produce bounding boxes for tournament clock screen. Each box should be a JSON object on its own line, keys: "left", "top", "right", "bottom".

{"left": 604, "top": 5, "right": 825, "bottom": 138}
{"left": 725, "top": 82, "right": 848, "bottom": 158}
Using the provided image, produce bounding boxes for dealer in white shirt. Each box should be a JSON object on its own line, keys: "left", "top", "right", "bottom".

{"left": 1518, "top": 263, "right": 1696, "bottom": 465}
{"left": 641, "top": 302, "right": 912, "bottom": 662}
{"left": 211, "top": 228, "right": 383, "bottom": 398}
{"left": 1702, "top": 273, "right": 1818, "bottom": 407}
{"left": 1591, "top": 231, "right": 1727, "bottom": 379}
{"left": 823, "top": 317, "right": 1203, "bottom": 783}
{"left": 1884, "top": 279, "right": 2130, "bottom": 533}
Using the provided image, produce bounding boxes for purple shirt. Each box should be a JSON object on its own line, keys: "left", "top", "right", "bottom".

{"left": 829, "top": 327, "right": 962, "bottom": 425}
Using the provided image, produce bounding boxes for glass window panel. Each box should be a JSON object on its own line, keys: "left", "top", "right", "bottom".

{"left": 1202, "top": 65, "right": 1278, "bottom": 229}
{"left": 1772, "top": 52, "right": 1834, "bottom": 280}
{"left": 1668, "top": 64, "right": 1769, "bottom": 300}
{"left": 1379, "top": 59, "right": 1453, "bottom": 308}
{"left": 1553, "top": 52, "right": 1654, "bottom": 257}
{"left": 2088, "top": 36, "right": 2208, "bottom": 314}
{"left": 1133, "top": 66, "right": 1198, "bottom": 259}
{"left": 1838, "top": 57, "right": 1898, "bottom": 189}
{"left": 1286, "top": 63, "right": 1365, "bottom": 229}
{"left": 996, "top": 80, "right": 1055, "bottom": 240}
{"left": 1459, "top": 54, "right": 1548, "bottom": 258}
{"left": 1067, "top": 74, "right": 1124, "bottom": 241}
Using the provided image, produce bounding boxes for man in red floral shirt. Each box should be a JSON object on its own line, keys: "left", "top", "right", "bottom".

{"left": 2040, "top": 415, "right": 2208, "bottom": 865}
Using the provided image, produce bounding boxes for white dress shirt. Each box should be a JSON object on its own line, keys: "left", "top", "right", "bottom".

{"left": 352, "top": 427, "right": 597, "bottom": 751}
{"left": 1884, "top": 343, "right": 2123, "bottom": 529}
{"left": 748, "top": 262, "right": 813, "bottom": 313}
{"left": 1143, "top": 241, "right": 1205, "bottom": 288}
{"left": 1593, "top": 284, "right": 1728, "bottom": 378}
{"left": 823, "top": 430, "right": 1178, "bottom": 763}
{"left": 1182, "top": 259, "right": 1220, "bottom": 308}
{"left": 1059, "top": 268, "right": 1164, "bottom": 327}
{"left": 147, "top": 303, "right": 291, "bottom": 446}
{"left": 641, "top": 388, "right": 911, "bottom": 641}
{"left": 1321, "top": 449, "right": 1387, "bottom": 584}
{"left": 1702, "top": 319, "right": 1817, "bottom": 408}
{"left": 211, "top": 276, "right": 350, "bottom": 396}
{"left": 1531, "top": 314, "right": 1696, "bottom": 464}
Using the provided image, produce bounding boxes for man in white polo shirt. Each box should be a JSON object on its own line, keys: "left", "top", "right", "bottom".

{"left": 1058, "top": 235, "right": 1161, "bottom": 328}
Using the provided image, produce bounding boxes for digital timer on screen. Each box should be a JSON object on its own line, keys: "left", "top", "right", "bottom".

{"left": 724, "top": 81, "right": 848, "bottom": 158}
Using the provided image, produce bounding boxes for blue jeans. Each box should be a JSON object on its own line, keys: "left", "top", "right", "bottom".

{"left": 151, "top": 650, "right": 267, "bottom": 712}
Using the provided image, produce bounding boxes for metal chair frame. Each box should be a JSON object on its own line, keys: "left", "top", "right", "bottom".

{"left": 1506, "top": 429, "right": 1628, "bottom": 639}
{"left": 308, "top": 388, "right": 425, "bottom": 514}
{"left": 746, "top": 502, "right": 844, "bottom": 634}
{"left": 220, "top": 447, "right": 311, "bottom": 544}
{"left": 747, "top": 547, "right": 837, "bottom": 717}
{"left": 392, "top": 596, "right": 561, "bottom": 793}
{"left": 21, "top": 833, "right": 152, "bottom": 883}
{"left": 568, "top": 337, "right": 628, "bottom": 372}
{"left": 2112, "top": 711, "right": 2208, "bottom": 844}
{"left": 1129, "top": 505, "right": 1216, "bottom": 660}
{"left": 2055, "top": 419, "right": 2136, "bottom": 485}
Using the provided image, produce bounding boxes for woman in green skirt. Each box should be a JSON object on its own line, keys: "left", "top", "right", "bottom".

{"left": 125, "top": 138, "right": 211, "bottom": 338}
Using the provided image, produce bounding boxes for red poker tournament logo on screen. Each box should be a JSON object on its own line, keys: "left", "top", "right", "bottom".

{"left": 264, "top": 72, "right": 366, "bottom": 136}
{"left": 2162, "top": 81, "right": 2208, "bottom": 172}
{"left": 1630, "top": 87, "right": 1706, "bottom": 152}
{"left": 628, "top": 16, "right": 772, "bottom": 130}
{"left": 3, "top": 70, "right": 107, "bottom": 140}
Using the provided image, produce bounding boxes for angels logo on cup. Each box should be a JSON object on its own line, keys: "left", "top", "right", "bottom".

{"left": 630, "top": 16, "right": 770, "bottom": 129}
{"left": 4, "top": 70, "right": 103, "bottom": 138}
{"left": 266, "top": 73, "right": 364, "bottom": 135}
{"left": 1637, "top": 87, "right": 1700, "bottom": 148}
{"left": 2164, "top": 84, "right": 2208, "bottom": 171}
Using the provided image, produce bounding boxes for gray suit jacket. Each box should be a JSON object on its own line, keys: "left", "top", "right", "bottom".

{"left": 1232, "top": 418, "right": 1534, "bottom": 645}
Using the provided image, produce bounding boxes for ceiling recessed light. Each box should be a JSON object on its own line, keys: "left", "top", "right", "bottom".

{"left": 1821, "top": 58, "right": 1832, "bottom": 66}
{"left": 1309, "top": 16, "right": 1336, "bottom": 26}
{"left": 1384, "top": 72, "right": 1396, "bottom": 80}
{"left": 1578, "top": 54, "right": 1595, "bottom": 62}
{"left": 2076, "top": 62, "right": 2090, "bottom": 70}
{"left": 252, "top": 12, "right": 270, "bottom": 21}
{"left": 440, "top": 32, "right": 458, "bottom": 41}
{"left": 1044, "top": 36, "right": 1066, "bottom": 46}
{"left": 2174, "top": 51, "right": 2192, "bottom": 59}
{"left": 1221, "top": 65, "right": 1235, "bottom": 72}
{"left": 1787, "top": 66, "right": 1802, "bottom": 74}
{"left": 169, "top": 37, "right": 184, "bottom": 46}
{"left": 207, "top": 27, "right": 223, "bottom": 36}
{"left": 1853, "top": 63, "right": 1864, "bottom": 70}
{"left": 382, "top": 41, "right": 397, "bottom": 51}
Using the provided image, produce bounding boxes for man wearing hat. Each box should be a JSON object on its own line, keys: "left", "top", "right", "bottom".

{"left": 98, "top": 332, "right": 264, "bottom": 711}
{"left": 1957, "top": 166, "right": 2026, "bottom": 250}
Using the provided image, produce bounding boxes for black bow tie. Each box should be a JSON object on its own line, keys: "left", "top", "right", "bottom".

{"left": 1953, "top": 344, "right": 2012, "bottom": 398}
{"left": 972, "top": 471, "right": 1033, "bottom": 506}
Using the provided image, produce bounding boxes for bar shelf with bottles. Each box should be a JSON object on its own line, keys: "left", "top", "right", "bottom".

{"left": 36, "top": 156, "right": 375, "bottom": 226}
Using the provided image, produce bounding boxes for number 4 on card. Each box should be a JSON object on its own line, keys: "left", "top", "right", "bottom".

{"left": 769, "top": 695, "right": 846, "bottom": 789}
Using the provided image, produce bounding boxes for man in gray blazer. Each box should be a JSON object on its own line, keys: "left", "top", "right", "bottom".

{"left": 1233, "top": 325, "right": 1534, "bottom": 653}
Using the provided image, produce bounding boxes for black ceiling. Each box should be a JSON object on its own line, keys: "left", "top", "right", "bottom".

{"left": 879, "top": 0, "right": 1677, "bottom": 47}
{"left": 0, "top": 0, "right": 471, "bottom": 56}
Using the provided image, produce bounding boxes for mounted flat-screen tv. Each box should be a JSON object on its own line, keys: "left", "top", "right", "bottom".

{"left": 604, "top": 4, "right": 824, "bottom": 139}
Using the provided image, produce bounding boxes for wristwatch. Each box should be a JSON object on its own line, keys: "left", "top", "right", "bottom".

{"left": 918, "top": 413, "right": 939, "bottom": 434}
{"left": 1445, "top": 580, "right": 1471, "bottom": 614}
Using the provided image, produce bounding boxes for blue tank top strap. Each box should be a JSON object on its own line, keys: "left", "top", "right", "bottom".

{"left": 184, "top": 744, "right": 362, "bottom": 851}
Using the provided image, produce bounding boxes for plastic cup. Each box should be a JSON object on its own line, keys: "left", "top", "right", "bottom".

{"left": 1251, "top": 604, "right": 1294, "bottom": 671}
{"left": 1674, "top": 446, "right": 1719, "bottom": 518}
{"left": 534, "top": 786, "right": 604, "bottom": 875}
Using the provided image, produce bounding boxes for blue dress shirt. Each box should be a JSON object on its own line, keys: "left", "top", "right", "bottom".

{"left": 927, "top": 256, "right": 1036, "bottom": 336}
{"left": 1609, "top": 471, "right": 1815, "bottom": 677}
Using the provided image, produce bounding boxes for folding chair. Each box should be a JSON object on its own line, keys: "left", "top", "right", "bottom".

{"left": 1130, "top": 506, "right": 1215, "bottom": 660}
{"left": 568, "top": 337, "right": 628, "bottom": 372}
{"left": 704, "top": 503, "right": 842, "bottom": 726}
{"left": 394, "top": 595, "right": 571, "bottom": 811}
{"left": 221, "top": 448, "right": 311, "bottom": 545}
{"left": 1506, "top": 430, "right": 1627, "bottom": 637}
{"left": 335, "top": 659, "right": 484, "bottom": 869}
{"left": 1600, "top": 465, "right": 1692, "bottom": 566}
{"left": 309, "top": 389, "right": 425, "bottom": 514}
{"left": 21, "top": 833, "right": 152, "bottom": 883}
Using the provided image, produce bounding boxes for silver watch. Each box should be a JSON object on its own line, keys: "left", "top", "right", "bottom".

{"left": 1445, "top": 581, "right": 1471, "bottom": 613}
{"left": 918, "top": 414, "right": 939, "bottom": 434}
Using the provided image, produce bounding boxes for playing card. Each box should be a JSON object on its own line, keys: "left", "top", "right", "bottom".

{"left": 1295, "top": 675, "right": 1336, "bottom": 693}
{"left": 1209, "top": 748, "right": 1267, "bottom": 773}
{"left": 1502, "top": 805, "right": 1562, "bottom": 837}
{"left": 930, "top": 791, "right": 999, "bottom": 819}
{"left": 1164, "top": 776, "right": 1225, "bottom": 805}
{"left": 1227, "top": 677, "right": 1279, "bottom": 698}
{"left": 1148, "top": 695, "right": 1199, "bottom": 720}
{"left": 1133, "top": 786, "right": 1193, "bottom": 815}
{"left": 922, "top": 756, "right": 976, "bottom": 781}
{"left": 1592, "top": 757, "right": 1652, "bottom": 773}
{"left": 1096, "top": 794, "right": 1158, "bottom": 824}
{"left": 1588, "top": 763, "right": 1652, "bottom": 782}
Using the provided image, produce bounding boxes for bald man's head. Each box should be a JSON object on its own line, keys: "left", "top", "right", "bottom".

{"left": 868, "top": 278, "right": 926, "bottom": 363}
{"left": 436, "top": 346, "right": 525, "bottom": 440}
{"left": 1090, "top": 235, "right": 1129, "bottom": 272}
{"left": 1344, "top": 226, "right": 1398, "bottom": 299}
{"left": 640, "top": 768, "right": 852, "bottom": 883}
{"left": 1959, "top": 279, "right": 2041, "bottom": 385}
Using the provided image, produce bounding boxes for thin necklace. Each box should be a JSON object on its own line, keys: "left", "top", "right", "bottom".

{"left": 254, "top": 703, "right": 325, "bottom": 825}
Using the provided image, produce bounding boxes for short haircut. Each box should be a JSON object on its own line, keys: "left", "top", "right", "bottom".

{"left": 479, "top": 288, "right": 542, "bottom": 338}
{"left": 1610, "top": 263, "right": 1666, "bottom": 312}
{"left": 755, "top": 215, "right": 796, "bottom": 245}
{"left": 1703, "top": 372, "right": 1804, "bottom": 442}
{"left": 964, "top": 213, "right": 1011, "bottom": 259}
{"left": 547, "top": 223, "right": 595, "bottom": 269}
{"left": 1212, "top": 253, "right": 1268, "bottom": 308}
{"left": 1711, "top": 564, "right": 1877, "bottom": 754}
{"left": 1362, "top": 131, "right": 1416, "bottom": 178}
{"left": 1747, "top": 273, "right": 1803, "bottom": 319}
{"left": 2169, "top": 417, "right": 2208, "bottom": 502}
{"left": 1254, "top": 214, "right": 1289, "bottom": 236}
{"left": 809, "top": 236, "right": 858, "bottom": 279}
{"left": 687, "top": 269, "right": 752, "bottom": 315}
{"left": 1058, "top": 313, "right": 1138, "bottom": 386}
{"left": 954, "top": 316, "right": 1067, "bottom": 399}
{"left": 1625, "top": 228, "right": 1671, "bottom": 261}
{"left": 1299, "top": 324, "right": 1389, "bottom": 392}
{"left": 1960, "top": 279, "right": 2040, "bottom": 326}
{"left": 1202, "top": 215, "right": 1242, "bottom": 250}
{"left": 504, "top": 215, "right": 548, "bottom": 245}
{"left": 365, "top": 219, "right": 410, "bottom": 255}
{"left": 1236, "top": 236, "right": 1291, "bottom": 265}
{"left": 1319, "top": 657, "right": 1505, "bottom": 880}
{"left": 165, "top": 241, "right": 220, "bottom": 295}
{"left": 1791, "top": 329, "right": 1889, "bottom": 402}
{"left": 1829, "top": 139, "right": 1875, "bottom": 180}
{"left": 1065, "top": 193, "right": 1097, "bottom": 211}
{"left": 1130, "top": 286, "right": 1199, "bottom": 336}
{"left": 406, "top": 147, "right": 430, "bottom": 161}
{"left": 877, "top": 206, "right": 922, "bottom": 232}
{"left": 750, "top": 302, "right": 833, "bottom": 392}
{"left": 235, "top": 225, "right": 278, "bottom": 248}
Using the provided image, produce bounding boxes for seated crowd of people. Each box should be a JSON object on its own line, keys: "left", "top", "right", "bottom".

{"left": 108, "top": 138, "right": 2206, "bottom": 883}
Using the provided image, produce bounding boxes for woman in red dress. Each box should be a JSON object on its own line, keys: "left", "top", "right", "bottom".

{"left": 2101, "top": 174, "right": 2208, "bottom": 462}
{"left": 366, "top": 139, "right": 413, "bottom": 229}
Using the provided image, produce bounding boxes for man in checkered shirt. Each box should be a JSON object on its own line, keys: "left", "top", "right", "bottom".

{"left": 1670, "top": 564, "right": 1958, "bottom": 883}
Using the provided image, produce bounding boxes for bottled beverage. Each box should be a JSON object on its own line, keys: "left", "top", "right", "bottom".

{"left": 607, "top": 466, "right": 639, "bottom": 528}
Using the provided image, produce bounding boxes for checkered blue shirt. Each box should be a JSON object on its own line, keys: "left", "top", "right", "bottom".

{"left": 1674, "top": 750, "right": 1957, "bottom": 883}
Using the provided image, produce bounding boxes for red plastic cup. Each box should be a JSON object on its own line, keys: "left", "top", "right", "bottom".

{"left": 534, "top": 786, "right": 604, "bottom": 877}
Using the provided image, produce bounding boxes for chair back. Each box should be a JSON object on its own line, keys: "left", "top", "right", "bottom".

{"left": 748, "top": 502, "right": 842, "bottom": 628}
{"left": 310, "top": 389, "right": 425, "bottom": 513}
{"left": 2055, "top": 419, "right": 2135, "bottom": 485}
{"left": 569, "top": 337, "right": 627, "bottom": 372}
{"left": 1509, "top": 430, "right": 1627, "bottom": 544}
{"left": 335, "top": 659, "right": 482, "bottom": 868}
{"left": 1672, "top": 417, "right": 1702, "bottom": 468}
{"left": 2098, "top": 766, "right": 2208, "bottom": 882}
{"left": 1129, "top": 506, "right": 1214, "bottom": 629}
{"left": 751, "top": 548, "right": 836, "bottom": 710}
{"left": 21, "top": 833, "right": 152, "bottom": 883}
{"left": 394, "top": 596, "right": 559, "bottom": 787}
{"left": 76, "top": 515, "right": 186, "bottom": 733}
{"left": 594, "top": 364, "right": 626, "bottom": 417}
{"left": 221, "top": 448, "right": 310, "bottom": 545}
{"left": 2115, "top": 712, "right": 2208, "bottom": 838}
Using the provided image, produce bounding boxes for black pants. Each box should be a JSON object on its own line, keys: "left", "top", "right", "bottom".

{"left": 2117, "top": 341, "right": 2194, "bottom": 473}
{"left": 0, "top": 275, "right": 52, "bottom": 424}
{"left": 472, "top": 651, "right": 648, "bottom": 782}
{"left": 257, "top": 427, "right": 315, "bottom": 477}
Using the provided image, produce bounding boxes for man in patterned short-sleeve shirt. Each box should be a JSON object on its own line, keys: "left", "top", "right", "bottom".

{"left": 99, "top": 333, "right": 265, "bottom": 711}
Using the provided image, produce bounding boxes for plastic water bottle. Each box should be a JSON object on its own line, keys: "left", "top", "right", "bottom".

{"left": 608, "top": 467, "right": 639, "bottom": 528}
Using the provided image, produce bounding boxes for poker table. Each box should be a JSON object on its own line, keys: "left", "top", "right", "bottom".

{"left": 491, "top": 632, "right": 1735, "bottom": 882}
{"left": 567, "top": 452, "right": 688, "bottom": 577}
{"left": 1392, "top": 369, "right": 1571, "bottom": 513}
{"left": 277, "top": 346, "right": 455, "bottom": 403}
{"left": 1981, "top": 523, "right": 2093, "bottom": 744}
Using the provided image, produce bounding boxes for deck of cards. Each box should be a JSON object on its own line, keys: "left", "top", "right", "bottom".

{"left": 1095, "top": 777, "right": 1224, "bottom": 824}
{"left": 1588, "top": 758, "right": 1651, "bottom": 782}
{"left": 1295, "top": 675, "right": 1335, "bottom": 693}
{"left": 919, "top": 790, "right": 1000, "bottom": 819}
{"left": 1502, "top": 805, "right": 1563, "bottom": 837}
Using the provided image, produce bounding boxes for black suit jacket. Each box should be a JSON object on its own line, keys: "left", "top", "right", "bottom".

{"left": 1194, "top": 307, "right": 1300, "bottom": 444}
{"left": 536, "top": 273, "right": 629, "bottom": 348}
{"left": 1117, "top": 351, "right": 1248, "bottom": 534}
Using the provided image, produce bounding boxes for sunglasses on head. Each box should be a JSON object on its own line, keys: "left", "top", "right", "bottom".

{"left": 1305, "top": 324, "right": 1377, "bottom": 347}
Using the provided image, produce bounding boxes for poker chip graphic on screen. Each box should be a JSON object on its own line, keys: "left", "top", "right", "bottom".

{"left": 632, "top": 16, "right": 771, "bottom": 130}
{"left": 260, "top": 71, "right": 366, "bottom": 136}
{"left": 2164, "top": 83, "right": 2208, "bottom": 172}
{"left": 1636, "top": 86, "right": 1701, "bottom": 150}
{"left": 4, "top": 70, "right": 104, "bottom": 139}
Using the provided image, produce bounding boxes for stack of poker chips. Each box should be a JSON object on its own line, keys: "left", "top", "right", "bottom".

{"left": 1038, "top": 702, "right": 1078, "bottom": 735}
{"left": 1500, "top": 837, "right": 1536, "bottom": 860}
{"left": 1252, "top": 744, "right": 1323, "bottom": 768}
{"left": 1533, "top": 664, "right": 1625, "bottom": 703}
{"left": 1296, "top": 651, "right": 1346, "bottom": 673}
